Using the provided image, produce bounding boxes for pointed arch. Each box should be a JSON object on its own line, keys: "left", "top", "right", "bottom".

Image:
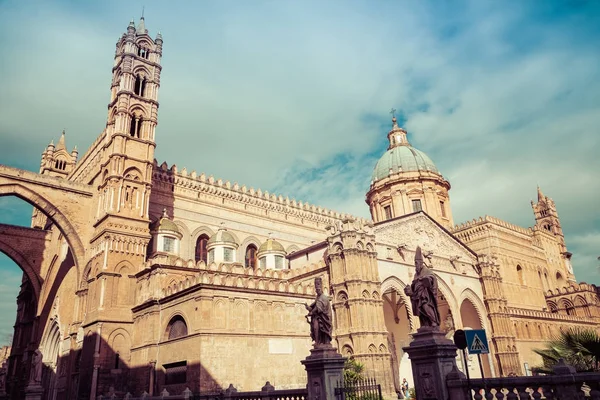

{"left": 458, "top": 288, "right": 488, "bottom": 330}
{"left": 0, "top": 183, "right": 84, "bottom": 277}
{"left": 0, "top": 236, "right": 42, "bottom": 303}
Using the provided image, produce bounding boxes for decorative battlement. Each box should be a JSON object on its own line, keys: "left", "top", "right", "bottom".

{"left": 545, "top": 282, "right": 599, "bottom": 297}
{"left": 507, "top": 306, "right": 596, "bottom": 324}
{"left": 152, "top": 159, "right": 369, "bottom": 226}
{"left": 452, "top": 215, "right": 533, "bottom": 237}
{"left": 136, "top": 254, "right": 327, "bottom": 303}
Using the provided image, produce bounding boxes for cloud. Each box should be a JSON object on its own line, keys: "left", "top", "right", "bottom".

{"left": 0, "top": 0, "right": 598, "bottom": 347}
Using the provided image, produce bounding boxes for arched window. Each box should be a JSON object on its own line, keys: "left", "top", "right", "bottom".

{"left": 166, "top": 316, "right": 188, "bottom": 340}
{"left": 195, "top": 234, "right": 209, "bottom": 263}
{"left": 245, "top": 244, "right": 257, "bottom": 269}
{"left": 556, "top": 272, "right": 565, "bottom": 288}
{"left": 516, "top": 265, "right": 524, "bottom": 285}
{"left": 562, "top": 299, "right": 576, "bottom": 316}
{"left": 129, "top": 115, "right": 142, "bottom": 138}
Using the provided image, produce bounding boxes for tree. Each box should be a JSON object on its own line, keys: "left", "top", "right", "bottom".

{"left": 343, "top": 358, "right": 365, "bottom": 385}
{"left": 533, "top": 328, "right": 600, "bottom": 373}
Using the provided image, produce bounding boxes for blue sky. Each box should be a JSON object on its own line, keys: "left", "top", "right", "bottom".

{"left": 0, "top": 0, "right": 599, "bottom": 345}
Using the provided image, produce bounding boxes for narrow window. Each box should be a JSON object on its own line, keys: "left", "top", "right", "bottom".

{"left": 140, "top": 79, "right": 146, "bottom": 97}
{"left": 164, "top": 361, "right": 187, "bottom": 385}
{"left": 412, "top": 199, "right": 423, "bottom": 212}
{"left": 208, "top": 249, "right": 214, "bottom": 264}
{"left": 440, "top": 201, "right": 446, "bottom": 217}
{"left": 134, "top": 75, "right": 141, "bottom": 95}
{"left": 163, "top": 237, "right": 175, "bottom": 253}
{"left": 383, "top": 205, "right": 393, "bottom": 220}
{"left": 516, "top": 265, "right": 524, "bottom": 285}
{"left": 114, "top": 353, "right": 120, "bottom": 369}
{"left": 259, "top": 257, "right": 266, "bottom": 269}
{"left": 195, "top": 235, "right": 209, "bottom": 263}
{"left": 274, "top": 255, "right": 284, "bottom": 269}
{"left": 245, "top": 245, "right": 257, "bottom": 269}
{"left": 223, "top": 248, "right": 233, "bottom": 262}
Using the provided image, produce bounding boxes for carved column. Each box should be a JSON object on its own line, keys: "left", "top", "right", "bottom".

{"left": 89, "top": 323, "right": 103, "bottom": 400}
{"left": 477, "top": 256, "right": 521, "bottom": 375}
{"left": 326, "top": 219, "right": 395, "bottom": 398}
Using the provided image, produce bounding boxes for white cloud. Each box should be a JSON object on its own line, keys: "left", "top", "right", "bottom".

{"left": 0, "top": 0, "right": 598, "bottom": 316}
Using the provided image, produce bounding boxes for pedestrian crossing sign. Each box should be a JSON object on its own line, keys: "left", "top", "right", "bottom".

{"left": 465, "top": 329, "right": 489, "bottom": 355}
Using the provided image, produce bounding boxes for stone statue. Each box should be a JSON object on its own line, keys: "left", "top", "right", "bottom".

{"left": 404, "top": 246, "right": 441, "bottom": 328}
{"left": 29, "top": 349, "right": 43, "bottom": 385}
{"left": 305, "top": 277, "right": 333, "bottom": 346}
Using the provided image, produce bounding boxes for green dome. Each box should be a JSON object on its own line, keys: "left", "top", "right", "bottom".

{"left": 371, "top": 145, "right": 440, "bottom": 183}
{"left": 258, "top": 238, "right": 286, "bottom": 254}
{"left": 207, "top": 228, "right": 237, "bottom": 247}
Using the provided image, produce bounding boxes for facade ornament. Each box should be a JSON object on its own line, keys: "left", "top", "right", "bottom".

{"left": 404, "top": 246, "right": 441, "bottom": 329}
{"left": 304, "top": 277, "right": 333, "bottom": 347}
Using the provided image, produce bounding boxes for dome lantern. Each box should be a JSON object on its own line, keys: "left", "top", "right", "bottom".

{"left": 257, "top": 234, "right": 287, "bottom": 270}
{"left": 150, "top": 208, "right": 182, "bottom": 256}
{"left": 206, "top": 224, "right": 238, "bottom": 264}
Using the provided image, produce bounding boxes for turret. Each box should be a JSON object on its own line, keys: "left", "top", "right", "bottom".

{"left": 39, "top": 130, "right": 77, "bottom": 178}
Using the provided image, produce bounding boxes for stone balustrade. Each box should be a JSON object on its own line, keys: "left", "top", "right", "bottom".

{"left": 446, "top": 360, "right": 600, "bottom": 400}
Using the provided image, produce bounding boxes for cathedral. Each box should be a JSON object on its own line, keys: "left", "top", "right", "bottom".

{"left": 0, "top": 17, "right": 599, "bottom": 400}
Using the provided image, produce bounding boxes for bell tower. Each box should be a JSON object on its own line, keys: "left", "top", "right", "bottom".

{"left": 89, "top": 17, "right": 163, "bottom": 318}
{"left": 96, "top": 17, "right": 162, "bottom": 224}
{"left": 531, "top": 186, "right": 575, "bottom": 283}
{"left": 531, "top": 186, "right": 565, "bottom": 250}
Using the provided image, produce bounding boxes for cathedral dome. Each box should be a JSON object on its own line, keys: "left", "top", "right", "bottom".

{"left": 151, "top": 209, "right": 180, "bottom": 234}
{"left": 207, "top": 227, "right": 237, "bottom": 247}
{"left": 371, "top": 146, "right": 439, "bottom": 183}
{"left": 258, "top": 238, "right": 286, "bottom": 255}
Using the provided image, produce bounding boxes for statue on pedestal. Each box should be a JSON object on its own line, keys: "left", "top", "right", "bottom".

{"left": 29, "top": 349, "right": 43, "bottom": 385}
{"left": 404, "top": 246, "right": 441, "bottom": 328}
{"left": 304, "top": 277, "right": 333, "bottom": 347}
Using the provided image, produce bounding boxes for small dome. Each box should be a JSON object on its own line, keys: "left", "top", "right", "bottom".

{"left": 207, "top": 228, "right": 237, "bottom": 247}
{"left": 151, "top": 209, "right": 180, "bottom": 233}
{"left": 371, "top": 145, "right": 440, "bottom": 183}
{"left": 258, "top": 238, "right": 286, "bottom": 254}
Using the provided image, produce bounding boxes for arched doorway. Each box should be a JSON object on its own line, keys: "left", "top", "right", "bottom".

{"left": 40, "top": 319, "right": 61, "bottom": 400}
{"left": 460, "top": 298, "right": 492, "bottom": 378}
{"left": 382, "top": 287, "right": 413, "bottom": 393}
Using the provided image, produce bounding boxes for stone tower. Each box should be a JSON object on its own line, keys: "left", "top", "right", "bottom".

{"left": 93, "top": 15, "right": 163, "bottom": 256}
{"left": 531, "top": 187, "right": 575, "bottom": 283}
{"left": 531, "top": 186, "right": 566, "bottom": 251}
{"left": 33, "top": 131, "right": 78, "bottom": 228}
{"left": 366, "top": 116, "right": 454, "bottom": 229}
{"left": 39, "top": 131, "right": 78, "bottom": 178}
{"left": 476, "top": 254, "right": 521, "bottom": 376}
{"left": 76, "top": 17, "right": 163, "bottom": 398}
{"left": 326, "top": 219, "right": 395, "bottom": 397}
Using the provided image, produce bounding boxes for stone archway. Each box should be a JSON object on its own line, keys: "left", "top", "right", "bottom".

{"left": 0, "top": 183, "right": 87, "bottom": 275}
{"left": 0, "top": 229, "right": 45, "bottom": 303}
{"left": 460, "top": 298, "right": 492, "bottom": 378}
{"left": 381, "top": 278, "right": 413, "bottom": 394}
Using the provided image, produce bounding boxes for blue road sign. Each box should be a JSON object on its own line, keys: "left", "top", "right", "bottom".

{"left": 465, "top": 329, "right": 489, "bottom": 355}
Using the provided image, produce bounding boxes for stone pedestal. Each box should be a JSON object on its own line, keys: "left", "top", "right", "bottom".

{"left": 24, "top": 384, "right": 44, "bottom": 400}
{"left": 402, "top": 327, "right": 460, "bottom": 400}
{"left": 301, "top": 345, "right": 346, "bottom": 400}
